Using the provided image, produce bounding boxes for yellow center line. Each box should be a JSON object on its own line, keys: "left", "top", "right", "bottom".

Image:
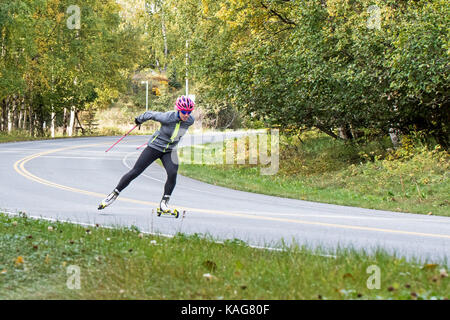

{"left": 12, "top": 142, "right": 450, "bottom": 240}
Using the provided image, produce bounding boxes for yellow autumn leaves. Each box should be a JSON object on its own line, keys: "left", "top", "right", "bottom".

{"left": 15, "top": 256, "right": 25, "bottom": 266}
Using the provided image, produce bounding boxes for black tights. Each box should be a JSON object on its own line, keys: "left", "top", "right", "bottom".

{"left": 116, "top": 146, "right": 178, "bottom": 196}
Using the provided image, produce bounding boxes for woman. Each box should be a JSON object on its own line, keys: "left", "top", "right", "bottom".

{"left": 98, "top": 95, "right": 195, "bottom": 213}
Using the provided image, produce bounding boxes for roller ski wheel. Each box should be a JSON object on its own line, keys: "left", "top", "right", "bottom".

{"left": 98, "top": 189, "right": 119, "bottom": 210}
{"left": 156, "top": 208, "right": 180, "bottom": 219}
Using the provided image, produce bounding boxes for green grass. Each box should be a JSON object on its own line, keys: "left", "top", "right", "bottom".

{"left": 178, "top": 132, "right": 449, "bottom": 216}
{"left": 0, "top": 213, "right": 448, "bottom": 300}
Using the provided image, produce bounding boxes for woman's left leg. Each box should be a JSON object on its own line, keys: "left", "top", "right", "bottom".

{"left": 160, "top": 150, "right": 179, "bottom": 196}
{"left": 158, "top": 150, "right": 179, "bottom": 211}
{"left": 98, "top": 147, "right": 163, "bottom": 210}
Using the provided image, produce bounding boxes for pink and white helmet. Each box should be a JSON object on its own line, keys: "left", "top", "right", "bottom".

{"left": 175, "top": 95, "right": 195, "bottom": 112}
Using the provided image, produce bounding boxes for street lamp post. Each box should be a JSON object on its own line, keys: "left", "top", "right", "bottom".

{"left": 186, "top": 40, "right": 189, "bottom": 96}
{"left": 141, "top": 80, "right": 149, "bottom": 111}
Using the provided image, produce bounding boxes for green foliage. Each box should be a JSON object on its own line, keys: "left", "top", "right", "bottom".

{"left": 168, "top": 70, "right": 182, "bottom": 90}
{"left": 146, "top": 0, "right": 448, "bottom": 144}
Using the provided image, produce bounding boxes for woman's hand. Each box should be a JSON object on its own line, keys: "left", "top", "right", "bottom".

{"left": 135, "top": 117, "right": 142, "bottom": 130}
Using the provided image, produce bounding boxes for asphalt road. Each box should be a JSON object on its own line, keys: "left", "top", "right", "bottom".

{"left": 1, "top": 134, "right": 449, "bottom": 264}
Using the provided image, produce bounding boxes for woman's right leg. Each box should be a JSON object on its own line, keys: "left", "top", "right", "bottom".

{"left": 115, "top": 147, "right": 163, "bottom": 192}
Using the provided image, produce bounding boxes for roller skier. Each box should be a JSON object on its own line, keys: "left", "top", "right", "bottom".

{"left": 98, "top": 95, "right": 195, "bottom": 217}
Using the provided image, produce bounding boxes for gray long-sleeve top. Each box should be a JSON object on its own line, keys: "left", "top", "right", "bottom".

{"left": 136, "top": 110, "right": 195, "bottom": 153}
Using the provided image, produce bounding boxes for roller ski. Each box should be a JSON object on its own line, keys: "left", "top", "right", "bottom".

{"left": 156, "top": 195, "right": 180, "bottom": 218}
{"left": 98, "top": 189, "right": 120, "bottom": 210}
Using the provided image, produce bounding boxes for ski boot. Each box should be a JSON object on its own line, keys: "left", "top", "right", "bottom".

{"left": 98, "top": 189, "right": 120, "bottom": 210}
{"left": 156, "top": 195, "right": 179, "bottom": 218}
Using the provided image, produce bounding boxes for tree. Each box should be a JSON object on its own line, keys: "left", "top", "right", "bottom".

{"left": 0, "top": 0, "right": 147, "bottom": 136}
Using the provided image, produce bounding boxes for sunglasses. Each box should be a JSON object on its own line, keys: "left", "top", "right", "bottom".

{"left": 179, "top": 110, "right": 192, "bottom": 115}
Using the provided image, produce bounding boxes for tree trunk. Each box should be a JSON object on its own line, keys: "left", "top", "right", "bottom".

{"left": 3, "top": 95, "right": 12, "bottom": 133}
{"left": 34, "top": 113, "right": 38, "bottom": 137}
{"left": 316, "top": 125, "right": 341, "bottom": 140}
{"left": 155, "top": 58, "right": 162, "bottom": 73}
{"left": 68, "top": 106, "right": 75, "bottom": 136}
{"left": 389, "top": 128, "right": 400, "bottom": 148}
{"left": 28, "top": 106, "right": 34, "bottom": 136}
{"left": 13, "top": 96, "right": 19, "bottom": 130}
{"left": 75, "top": 110, "right": 84, "bottom": 135}
{"left": 338, "top": 124, "right": 354, "bottom": 140}
{"left": 1, "top": 98, "right": 6, "bottom": 132}
{"left": 349, "top": 124, "right": 358, "bottom": 140}
{"left": 338, "top": 127, "right": 348, "bottom": 140}
{"left": 63, "top": 107, "right": 68, "bottom": 136}
{"left": 51, "top": 107, "right": 55, "bottom": 138}
{"left": 7, "top": 103, "right": 12, "bottom": 133}
{"left": 35, "top": 99, "right": 44, "bottom": 137}
{"left": 18, "top": 108, "right": 23, "bottom": 130}
{"left": 22, "top": 107, "right": 27, "bottom": 130}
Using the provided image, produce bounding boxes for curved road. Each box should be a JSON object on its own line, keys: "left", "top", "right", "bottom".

{"left": 1, "top": 134, "right": 449, "bottom": 264}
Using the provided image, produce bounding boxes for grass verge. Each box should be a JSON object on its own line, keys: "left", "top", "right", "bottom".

{"left": 178, "top": 132, "right": 449, "bottom": 216}
{"left": 0, "top": 213, "right": 448, "bottom": 300}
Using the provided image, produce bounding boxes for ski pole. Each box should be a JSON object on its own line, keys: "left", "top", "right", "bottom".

{"left": 105, "top": 125, "right": 138, "bottom": 153}
{"left": 136, "top": 142, "right": 147, "bottom": 150}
